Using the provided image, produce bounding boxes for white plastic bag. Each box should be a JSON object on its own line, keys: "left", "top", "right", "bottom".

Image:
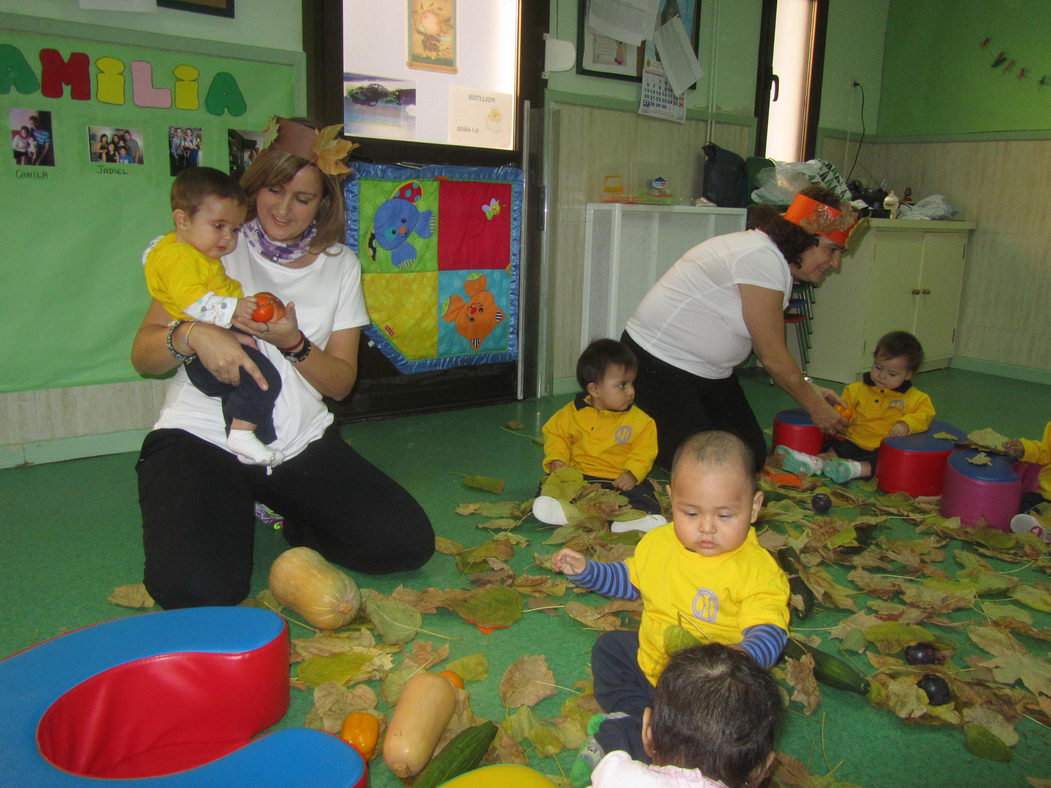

{"left": 897, "top": 194, "right": 957, "bottom": 220}
{"left": 750, "top": 158, "right": 852, "bottom": 204}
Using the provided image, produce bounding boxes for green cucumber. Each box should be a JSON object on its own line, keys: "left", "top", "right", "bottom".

{"left": 776, "top": 548, "right": 815, "bottom": 620}
{"left": 783, "top": 638, "right": 869, "bottom": 696}
{"left": 413, "top": 720, "right": 498, "bottom": 788}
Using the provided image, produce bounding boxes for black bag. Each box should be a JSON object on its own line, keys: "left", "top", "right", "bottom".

{"left": 702, "top": 143, "right": 748, "bottom": 207}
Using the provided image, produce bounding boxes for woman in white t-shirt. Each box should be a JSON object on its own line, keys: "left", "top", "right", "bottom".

{"left": 623, "top": 186, "right": 857, "bottom": 470}
{"left": 131, "top": 117, "right": 433, "bottom": 609}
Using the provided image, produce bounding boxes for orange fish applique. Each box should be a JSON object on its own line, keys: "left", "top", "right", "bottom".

{"left": 442, "top": 274, "right": 505, "bottom": 350}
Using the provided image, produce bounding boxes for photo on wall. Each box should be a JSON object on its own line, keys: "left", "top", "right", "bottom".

{"left": 227, "top": 127, "right": 265, "bottom": 182}
{"left": 344, "top": 74, "right": 417, "bottom": 142}
{"left": 9, "top": 108, "right": 54, "bottom": 167}
{"left": 88, "top": 126, "right": 144, "bottom": 165}
{"left": 168, "top": 126, "right": 202, "bottom": 175}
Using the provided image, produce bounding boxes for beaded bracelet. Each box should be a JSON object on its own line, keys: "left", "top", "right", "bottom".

{"left": 166, "top": 320, "right": 198, "bottom": 363}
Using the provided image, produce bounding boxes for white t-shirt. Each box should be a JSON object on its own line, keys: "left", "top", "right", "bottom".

{"left": 625, "top": 230, "right": 792, "bottom": 379}
{"left": 153, "top": 240, "right": 369, "bottom": 461}
{"left": 591, "top": 751, "right": 729, "bottom": 787}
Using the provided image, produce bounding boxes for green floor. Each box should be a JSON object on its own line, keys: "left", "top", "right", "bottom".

{"left": 1, "top": 367, "right": 1049, "bottom": 786}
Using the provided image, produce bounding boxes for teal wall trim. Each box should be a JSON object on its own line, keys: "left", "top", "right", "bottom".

{"left": 1, "top": 430, "right": 147, "bottom": 470}
{"left": 950, "top": 357, "right": 1051, "bottom": 387}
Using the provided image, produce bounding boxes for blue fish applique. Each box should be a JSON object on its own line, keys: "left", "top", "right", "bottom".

{"left": 370, "top": 181, "right": 434, "bottom": 268}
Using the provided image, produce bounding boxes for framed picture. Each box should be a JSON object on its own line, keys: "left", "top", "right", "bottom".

{"left": 577, "top": 0, "right": 700, "bottom": 82}
{"left": 157, "top": 0, "right": 235, "bottom": 19}
{"left": 406, "top": 0, "right": 457, "bottom": 74}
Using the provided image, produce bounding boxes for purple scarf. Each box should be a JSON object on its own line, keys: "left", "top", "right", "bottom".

{"left": 242, "top": 217, "right": 318, "bottom": 266}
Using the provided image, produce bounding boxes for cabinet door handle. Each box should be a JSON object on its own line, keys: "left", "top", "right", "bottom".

{"left": 922, "top": 289, "right": 932, "bottom": 295}
{"left": 911, "top": 289, "right": 921, "bottom": 295}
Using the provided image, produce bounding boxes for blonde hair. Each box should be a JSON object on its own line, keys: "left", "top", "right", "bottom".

{"left": 239, "top": 141, "right": 346, "bottom": 254}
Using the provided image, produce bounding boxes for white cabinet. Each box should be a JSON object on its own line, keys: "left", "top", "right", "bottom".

{"left": 581, "top": 203, "right": 747, "bottom": 351}
{"left": 807, "top": 219, "right": 976, "bottom": 384}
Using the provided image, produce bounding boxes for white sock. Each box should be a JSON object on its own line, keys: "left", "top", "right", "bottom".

{"left": 610, "top": 514, "right": 667, "bottom": 534}
{"left": 228, "top": 429, "right": 284, "bottom": 466}
{"left": 532, "top": 495, "right": 569, "bottom": 525}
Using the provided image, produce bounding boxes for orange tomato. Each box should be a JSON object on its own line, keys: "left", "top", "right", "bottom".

{"left": 252, "top": 291, "right": 286, "bottom": 323}
{"left": 439, "top": 669, "right": 465, "bottom": 689}
{"left": 834, "top": 405, "right": 854, "bottom": 421}
{"left": 340, "top": 711, "right": 380, "bottom": 760}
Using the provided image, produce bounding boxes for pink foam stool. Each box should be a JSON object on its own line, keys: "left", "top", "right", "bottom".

{"left": 941, "top": 449, "right": 1021, "bottom": 531}
{"left": 875, "top": 419, "right": 965, "bottom": 497}
{"left": 772, "top": 409, "right": 824, "bottom": 455}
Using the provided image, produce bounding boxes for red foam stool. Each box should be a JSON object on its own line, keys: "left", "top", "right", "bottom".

{"left": 941, "top": 449, "right": 1021, "bottom": 531}
{"left": 772, "top": 409, "right": 823, "bottom": 455}
{"left": 875, "top": 419, "right": 966, "bottom": 497}
{"left": 0, "top": 607, "right": 366, "bottom": 786}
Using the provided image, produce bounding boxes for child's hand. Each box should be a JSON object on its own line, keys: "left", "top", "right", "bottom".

{"left": 1003, "top": 439, "right": 1025, "bottom": 459}
{"left": 888, "top": 421, "right": 909, "bottom": 437}
{"left": 612, "top": 471, "right": 637, "bottom": 491}
{"left": 552, "top": 548, "right": 587, "bottom": 576}
{"left": 548, "top": 460, "right": 566, "bottom": 472}
{"left": 234, "top": 296, "right": 257, "bottom": 324}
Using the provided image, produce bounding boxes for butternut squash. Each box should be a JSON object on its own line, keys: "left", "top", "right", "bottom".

{"left": 267, "top": 547, "right": 361, "bottom": 630}
{"left": 382, "top": 672, "right": 457, "bottom": 777}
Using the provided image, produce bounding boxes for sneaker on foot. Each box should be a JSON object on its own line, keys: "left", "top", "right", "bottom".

{"left": 571, "top": 713, "right": 628, "bottom": 788}
{"left": 823, "top": 458, "right": 861, "bottom": 483}
{"left": 532, "top": 495, "right": 569, "bottom": 525}
{"left": 610, "top": 514, "right": 667, "bottom": 534}
{"left": 1010, "top": 513, "right": 1049, "bottom": 542}
{"left": 775, "top": 445, "right": 823, "bottom": 476}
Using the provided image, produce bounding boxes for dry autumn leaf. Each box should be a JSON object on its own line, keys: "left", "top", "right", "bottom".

{"left": 107, "top": 583, "right": 155, "bottom": 609}
{"left": 499, "top": 654, "right": 558, "bottom": 708}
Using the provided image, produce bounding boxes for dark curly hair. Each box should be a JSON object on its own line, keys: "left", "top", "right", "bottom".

{"left": 576, "top": 338, "right": 637, "bottom": 390}
{"left": 747, "top": 184, "right": 843, "bottom": 265}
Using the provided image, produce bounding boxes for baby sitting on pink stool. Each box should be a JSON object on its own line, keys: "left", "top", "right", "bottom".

{"left": 777, "top": 331, "right": 934, "bottom": 483}
{"left": 1003, "top": 418, "right": 1051, "bottom": 541}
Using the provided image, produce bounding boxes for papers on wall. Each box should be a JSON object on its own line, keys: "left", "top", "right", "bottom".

{"left": 586, "top": 0, "right": 660, "bottom": 46}
{"left": 653, "top": 15, "right": 703, "bottom": 96}
{"left": 639, "top": 59, "right": 685, "bottom": 123}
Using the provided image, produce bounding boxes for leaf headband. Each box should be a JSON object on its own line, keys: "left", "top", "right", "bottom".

{"left": 260, "top": 116, "right": 359, "bottom": 176}
{"left": 783, "top": 193, "right": 860, "bottom": 247}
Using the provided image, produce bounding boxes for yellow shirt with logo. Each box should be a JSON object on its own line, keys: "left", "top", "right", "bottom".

{"left": 144, "top": 232, "right": 244, "bottom": 320}
{"left": 841, "top": 377, "right": 935, "bottom": 451}
{"left": 1020, "top": 419, "right": 1051, "bottom": 503}
{"left": 542, "top": 394, "right": 658, "bottom": 484}
{"left": 625, "top": 525, "right": 789, "bottom": 685}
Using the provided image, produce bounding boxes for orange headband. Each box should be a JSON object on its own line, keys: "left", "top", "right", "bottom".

{"left": 261, "top": 116, "right": 358, "bottom": 176}
{"left": 783, "top": 193, "right": 859, "bottom": 247}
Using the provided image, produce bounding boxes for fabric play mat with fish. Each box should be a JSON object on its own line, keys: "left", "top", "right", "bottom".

{"left": 344, "top": 163, "right": 522, "bottom": 374}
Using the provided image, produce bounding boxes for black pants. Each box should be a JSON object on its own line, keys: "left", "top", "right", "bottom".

{"left": 536, "top": 475, "right": 662, "bottom": 515}
{"left": 622, "top": 332, "right": 766, "bottom": 472}
{"left": 137, "top": 427, "right": 434, "bottom": 609}
{"left": 591, "top": 630, "right": 653, "bottom": 763}
{"left": 185, "top": 344, "right": 281, "bottom": 444}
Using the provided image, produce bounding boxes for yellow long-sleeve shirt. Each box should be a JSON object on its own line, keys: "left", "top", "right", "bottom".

{"left": 542, "top": 393, "right": 658, "bottom": 484}
{"left": 841, "top": 375, "right": 935, "bottom": 451}
{"left": 144, "top": 232, "right": 243, "bottom": 321}
{"left": 1020, "top": 420, "right": 1051, "bottom": 502}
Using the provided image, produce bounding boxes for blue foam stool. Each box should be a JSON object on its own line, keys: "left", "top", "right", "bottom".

{"left": 0, "top": 607, "right": 365, "bottom": 786}
{"left": 875, "top": 419, "right": 966, "bottom": 496}
{"left": 941, "top": 448, "right": 1021, "bottom": 530}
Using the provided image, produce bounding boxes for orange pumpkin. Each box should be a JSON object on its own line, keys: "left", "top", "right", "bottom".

{"left": 340, "top": 711, "right": 380, "bottom": 760}
{"left": 252, "top": 291, "right": 286, "bottom": 323}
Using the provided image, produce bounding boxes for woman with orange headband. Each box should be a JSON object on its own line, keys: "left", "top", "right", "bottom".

{"left": 131, "top": 117, "right": 434, "bottom": 609}
{"left": 622, "top": 185, "right": 858, "bottom": 471}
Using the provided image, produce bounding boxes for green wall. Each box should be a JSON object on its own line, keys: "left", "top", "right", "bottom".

{"left": 879, "top": 0, "right": 1051, "bottom": 136}
{"left": 819, "top": 0, "right": 888, "bottom": 135}
{"left": 547, "top": 0, "right": 762, "bottom": 118}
